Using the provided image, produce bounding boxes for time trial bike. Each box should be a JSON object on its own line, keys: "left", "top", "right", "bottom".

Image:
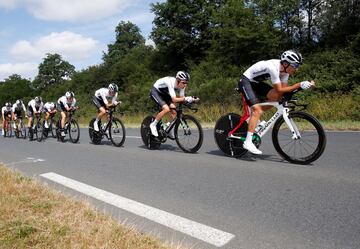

{"left": 214, "top": 88, "right": 326, "bottom": 164}
{"left": 56, "top": 108, "right": 80, "bottom": 143}
{"left": 88, "top": 105, "right": 126, "bottom": 147}
{"left": 141, "top": 103, "right": 203, "bottom": 153}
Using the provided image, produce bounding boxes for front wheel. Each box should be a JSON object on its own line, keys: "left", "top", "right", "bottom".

{"left": 174, "top": 115, "right": 203, "bottom": 153}
{"left": 214, "top": 113, "right": 248, "bottom": 157}
{"left": 20, "top": 121, "right": 27, "bottom": 139}
{"left": 272, "top": 111, "right": 326, "bottom": 164}
{"left": 50, "top": 119, "right": 57, "bottom": 138}
{"left": 109, "top": 118, "right": 126, "bottom": 147}
{"left": 35, "top": 120, "right": 44, "bottom": 142}
{"left": 68, "top": 120, "right": 80, "bottom": 143}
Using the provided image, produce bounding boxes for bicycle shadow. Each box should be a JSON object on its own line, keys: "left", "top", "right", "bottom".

{"left": 138, "top": 144, "right": 200, "bottom": 154}
{"left": 206, "top": 149, "right": 314, "bottom": 166}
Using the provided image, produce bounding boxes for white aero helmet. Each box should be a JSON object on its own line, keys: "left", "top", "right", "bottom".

{"left": 65, "top": 91, "right": 75, "bottom": 98}
{"left": 281, "top": 50, "right": 303, "bottom": 65}
{"left": 176, "top": 71, "right": 190, "bottom": 82}
{"left": 108, "top": 83, "right": 119, "bottom": 92}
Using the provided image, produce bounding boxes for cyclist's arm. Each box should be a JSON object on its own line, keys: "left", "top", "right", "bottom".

{"left": 273, "top": 82, "right": 301, "bottom": 93}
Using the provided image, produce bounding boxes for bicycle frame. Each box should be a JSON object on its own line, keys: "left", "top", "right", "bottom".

{"left": 228, "top": 95, "right": 301, "bottom": 140}
{"left": 158, "top": 103, "right": 196, "bottom": 136}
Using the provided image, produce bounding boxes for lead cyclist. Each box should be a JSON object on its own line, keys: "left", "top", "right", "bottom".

{"left": 238, "top": 50, "right": 315, "bottom": 155}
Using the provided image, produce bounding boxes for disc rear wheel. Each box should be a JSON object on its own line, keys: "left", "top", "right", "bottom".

{"left": 214, "top": 113, "right": 248, "bottom": 157}
{"left": 140, "top": 116, "right": 161, "bottom": 150}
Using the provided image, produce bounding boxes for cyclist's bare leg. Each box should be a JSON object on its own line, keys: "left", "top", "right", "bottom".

{"left": 248, "top": 104, "right": 262, "bottom": 132}
{"left": 27, "top": 116, "right": 32, "bottom": 128}
{"left": 169, "top": 103, "right": 177, "bottom": 120}
{"left": 155, "top": 104, "right": 170, "bottom": 122}
{"left": 243, "top": 104, "right": 263, "bottom": 154}
{"left": 60, "top": 111, "right": 67, "bottom": 129}
{"left": 96, "top": 107, "right": 107, "bottom": 122}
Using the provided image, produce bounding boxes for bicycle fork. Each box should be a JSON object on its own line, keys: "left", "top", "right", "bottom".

{"left": 282, "top": 108, "right": 301, "bottom": 140}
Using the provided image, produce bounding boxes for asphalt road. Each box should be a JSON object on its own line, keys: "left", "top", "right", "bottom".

{"left": 0, "top": 127, "right": 359, "bottom": 249}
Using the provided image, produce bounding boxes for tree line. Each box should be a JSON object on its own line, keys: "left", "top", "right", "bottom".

{"left": 1, "top": 0, "right": 359, "bottom": 120}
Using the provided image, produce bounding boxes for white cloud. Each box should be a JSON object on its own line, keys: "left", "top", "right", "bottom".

{"left": 0, "top": 0, "right": 136, "bottom": 22}
{"left": 0, "top": 62, "right": 37, "bottom": 81}
{"left": 10, "top": 31, "right": 98, "bottom": 61}
{"left": 0, "top": 0, "right": 20, "bottom": 9}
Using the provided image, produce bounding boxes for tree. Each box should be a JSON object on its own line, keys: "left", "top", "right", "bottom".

{"left": 103, "top": 21, "right": 145, "bottom": 65}
{"left": 150, "top": 0, "right": 226, "bottom": 69}
{"left": 33, "top": 53, "right": 75, "bottom": 90}
{"left": 0, "top": 74, "right": 34, "bottom": 105}
{"left": 209, "top": 0, "right": 281, "bottom": 66}
{"left": 318, "top": 0, "right": 360, "bottom": 47}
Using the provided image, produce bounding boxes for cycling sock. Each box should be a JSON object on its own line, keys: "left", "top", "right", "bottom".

{"left": 245, "top": 132, "right": 253, "bottom": 143}
{"left": 152, "top": 119, "right": 159, "bottom": 125}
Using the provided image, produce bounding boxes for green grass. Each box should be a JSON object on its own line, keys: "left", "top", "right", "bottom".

{"left": 0, "top": 165, "right": 185, "bottom": 249}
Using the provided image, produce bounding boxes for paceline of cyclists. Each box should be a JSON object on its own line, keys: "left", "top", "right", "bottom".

{"left": 1, "top": 50, "right": 316, "bottom": 157}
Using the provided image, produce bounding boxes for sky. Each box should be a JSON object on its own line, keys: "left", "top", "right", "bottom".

{"left": 0, "top": 0, "right": 164, "bottom": 81}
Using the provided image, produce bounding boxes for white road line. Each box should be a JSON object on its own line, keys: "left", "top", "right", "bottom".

{"left": 126, "top": 136, "right": 142, "bottom": 139}
{"left": 41, "top": 172, "right": 235, "bottom": 247}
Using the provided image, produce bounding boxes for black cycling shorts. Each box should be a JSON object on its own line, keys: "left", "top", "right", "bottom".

{"left": 57, "top": 102, "right": 68, "bottom": 112}
{"left": 92, "top": 96, "right": 107, "bottom": 109}
{"left": 149, "top": 87, "right": 172, "bottom": 107}
{"left": 238, "top": 75, "right": 273, "bottom": 107}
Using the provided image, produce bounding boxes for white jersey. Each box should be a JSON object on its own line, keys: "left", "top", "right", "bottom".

{"left": 57, "top": 96, "right": 76, "bottom": 109}
{"left": 95, "top": 88, "right": 118, "bottom": 105}
{"left": 12, "top": 103, "right": 26, "bottom": 113}
{"left": 28, "top": 99, "right": 43, "bottom": 111}
{"left": 243, "top": 59, "right": 289, "bottom": 84}
{"left": 44, "top": 102, "right": 55, "bottom": 111}
{"left": 2, "top": 106, "right": 12, "bottom": 115}
{"left": 153, "top": 76, "right": 185, "bottom": 97}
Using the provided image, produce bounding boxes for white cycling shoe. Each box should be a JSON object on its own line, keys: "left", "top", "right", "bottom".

{"left": 243, "top": 141, "right": 262, "bottom": 155}
{"left": 149, "top": 122, "right": 158, "bottom": 137}
{"left": 44, "top": 121, "right": 49, "bottom": 129}
{"left": 93, "top": 120, "right": 99, "bottom": 132}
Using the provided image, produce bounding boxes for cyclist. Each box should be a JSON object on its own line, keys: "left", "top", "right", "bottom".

{"left": 92, "top": 83, "right": 120, "bottom": 132}
{"left": 149, "top": 71, "right": 199, "bottom": 137}
{"left": 12, "top": 100, "right": 27, "bottom": 130}
{"left": 238, "top": 50, "right": 314, "bottom": 155}
{"left": 27, "top": 96, "right": 44, "bottom": 135}
{"left": 43, "top": 102, "right": 57, "bottom": 129}
{"left": 57, "top": 91, "right": 77, "bottom": 137}
{"left": 2, "top": 102, "right": 13, "bottom": 136}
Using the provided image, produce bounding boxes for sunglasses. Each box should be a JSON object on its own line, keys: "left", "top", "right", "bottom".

{"left": 290, "top": 63, "right": 300, "bottom": 69}
{"left": 180, "top": 80, "right": 188, "bottom": 85}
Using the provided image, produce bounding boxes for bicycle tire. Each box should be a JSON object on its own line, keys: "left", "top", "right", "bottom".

{"left": 49, "top": 120, "right": 56, "bottom": 138}
{"left": 89, "top": 118, "right": 102, "bottom": 145}
{"left": 109, "top": 117, "right": 126, "bottom": 147}
{"left": 272, "top": 111, "right": 326, "bottom": 164}
{"left": 35, "top": 120, "right": 44, "bottom": 142}
{"left": 174, "top": 115, "right": 203, "bottom": 153}
{"left": 20, "top": 121, "right": 26, "bottom": 139}
{"left": 69, "top": 120, "right": 80, "bottom": 143}
{"left": 140, "top": 116, "right": 161, "bottom": 150}
{"left": 214, "top": 113, "right": 248, "bottom": 157}
{"left": 55, "top": 119, "right": 65, "bottom": 142}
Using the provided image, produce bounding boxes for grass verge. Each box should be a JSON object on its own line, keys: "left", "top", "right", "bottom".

{"left": 0, "top": 165, "right": 183, "bottom": 249}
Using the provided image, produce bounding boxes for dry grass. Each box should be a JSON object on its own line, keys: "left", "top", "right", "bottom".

{"left": 0, "top": 165, "right": 185, "bottom": 249}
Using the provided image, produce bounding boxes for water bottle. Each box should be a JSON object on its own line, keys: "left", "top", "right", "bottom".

{"left": 255, "top": 120, "right": 266, "bottom": 133}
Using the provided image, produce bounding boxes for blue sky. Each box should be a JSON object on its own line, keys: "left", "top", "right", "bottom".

{"left": 0, "top": 0, "right": 164, "bottom": 81}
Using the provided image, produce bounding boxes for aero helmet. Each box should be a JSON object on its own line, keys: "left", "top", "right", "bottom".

{"left": 176, "top": 71, "right": 190, "bottom": 82}
{"left": 281, "top": 50, "right": 303, "bottom": 65}
{"left": 108, "top": 83, "right": 119, "bottom": 92}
